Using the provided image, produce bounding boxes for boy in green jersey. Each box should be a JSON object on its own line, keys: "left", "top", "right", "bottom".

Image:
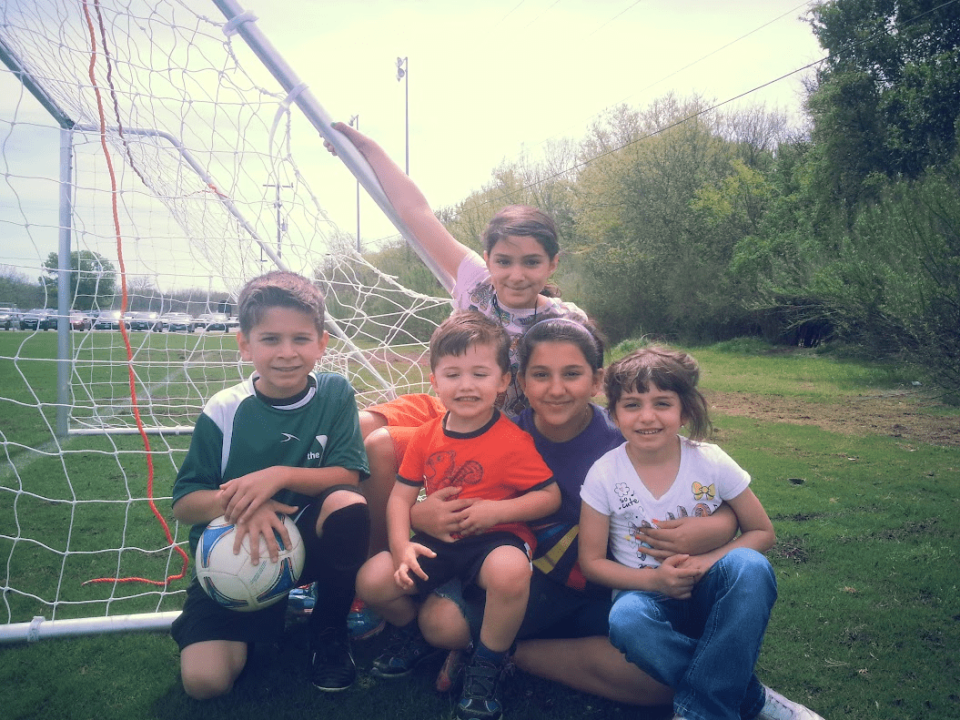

{"left": 171, "top": 271, "right": 370, "bottom": 697}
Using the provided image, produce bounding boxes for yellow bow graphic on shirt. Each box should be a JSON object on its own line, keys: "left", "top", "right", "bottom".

{"left": 692, "top": 482, "right": 716, "bottom": 501}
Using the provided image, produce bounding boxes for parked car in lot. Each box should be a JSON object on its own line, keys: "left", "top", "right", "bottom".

{"left": 129, "top": 311, "right": 163, "bottom": 331}
{"left": 161, "top": 312, "right": 195, "bottom": 333}
{"left": 226, "top": 316, "right": 240, "bottom": 331}
{"left": 19, "top": 309, "right": 53, "bottom": 331}
{"left": 93, "top": 310, "right": 129, "bottom": 330}
{"left": 69, "top": 312, "right": 93, "bottom": 331}
{"left": 196, "top": 312, "right": 229, "bottom": 331}
{"left": 0, "top": 306, "right": 20, "bottom": 330}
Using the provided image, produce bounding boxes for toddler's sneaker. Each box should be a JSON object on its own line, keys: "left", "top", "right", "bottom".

{"left": 347, "top": 597, "right": 385, "bottom": 640}
{"left": 456, "top": 653, "right": 507, "bottom": 720}
{"left": 371, "top": 623, "right": 442, "bottom": 678}
{"left": 757, "top": 687, "right": 825, "bottom": 720}
{"left": 287, "top": 582, "right": 316, "bottom": 617}
{"left": 310, "top": 627, "right": 356, "bottom": 692}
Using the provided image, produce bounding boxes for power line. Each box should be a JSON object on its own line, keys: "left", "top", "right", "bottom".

{"left": 360, "top": 0, "right": 960, "bottom": 247}
{"left": 506, "top": 57, "right": 827, "bottom": 202}
{"left": 490, "top": 0, "right": 528, "bottom": 30}
{"left": 520, "top": 0, "right": 563, "bottom": 32}
{"left": 584, "top": 0, "right": 646, "bottom": 39}
{"left": 366, "top": 55, "right": 825, "bottom": 249}
{"left": 520, "top": 1, "right": 818, "bottom": 159}
{"left": 613, "top": 1, "right": 814, "bottom": 110}
{"left": 464, "top": 0, "right": 960, "bottom": 212}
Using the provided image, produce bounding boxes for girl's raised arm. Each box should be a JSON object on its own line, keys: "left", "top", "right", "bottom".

{"left": 327, "top": 122, "right": 470, "bottom": 284}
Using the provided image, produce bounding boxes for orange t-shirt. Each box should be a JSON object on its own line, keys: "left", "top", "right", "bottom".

{"left": 397, "top": 410, "right": 554, "bottom": 549}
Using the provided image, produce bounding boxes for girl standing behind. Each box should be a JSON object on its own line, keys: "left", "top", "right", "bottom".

{"left": 578, "top": 346, "right": 825, "bottom": 720}
{"left": 326, "top": 123, "right": 587, "bottom": 557}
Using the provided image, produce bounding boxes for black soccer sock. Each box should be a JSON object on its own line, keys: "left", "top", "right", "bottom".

{"left": 308, "top": 502, "right": 370, "bottom": 637}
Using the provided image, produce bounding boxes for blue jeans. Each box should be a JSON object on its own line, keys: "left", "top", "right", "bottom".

{"left": 608, "top": 548, "right": 777, "bottom": 720}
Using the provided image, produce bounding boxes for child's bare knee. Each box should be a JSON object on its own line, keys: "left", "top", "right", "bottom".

{"left": 356, "top": 552, "right": 393, "bottom": 604}
{"left": 181, "top": 665, "right": 235, "bottom": 700}
{"left": 364, "top": 427, "right": 397, "bottom": 470}
{"left": 179, "top": 640, "right": 245, "bottom": 700}
{"left": 419, "top": 595, "right": 471, "bottom": 649}
{"left": 481, "top": 548, "right": 532, "bottom": 597}
{"left": 322, "top": 488, "right": 367, "bottom": 514}
{"left": 360, "top": 411, "right": 389, "bottom": 439}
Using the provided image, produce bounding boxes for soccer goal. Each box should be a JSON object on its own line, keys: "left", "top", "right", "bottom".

{"left": 0, "top": 0, "right": 450, "bottom": 642}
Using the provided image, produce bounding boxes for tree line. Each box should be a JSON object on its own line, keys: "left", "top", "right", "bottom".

{"left": 364, "top": 0, "right": 960, "bottom": 398}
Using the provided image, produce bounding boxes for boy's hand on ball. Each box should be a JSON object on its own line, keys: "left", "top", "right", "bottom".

{"left": 219, "top": 468, "right": 283, "bottom": 524}
{"left": 233, "top": 500, "right": 298, "bottom": 565}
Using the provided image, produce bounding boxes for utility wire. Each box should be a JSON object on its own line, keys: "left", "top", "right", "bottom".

{"left": 520, "top": 0, "right": 563, "bottom": 32}
{"left": 490, "top": 0, "right": 528, "bottom": 30}
{"left": 614, "top": 1, "right": 814, "bottom": 111}
{"left": 362, "top": 0, "right": 960, "bottom": 247}
{"left": 519, "top": 1, "right": 816, "bottom": 158}
{"left": 584, "top": 0, "right": 646, "bottom": 39}
{"left": 468, "top": 0, "right": 960, "bottom": 211}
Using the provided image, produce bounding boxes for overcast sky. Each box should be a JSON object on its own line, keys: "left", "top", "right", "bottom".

{"left": 0, "top": 0, "right": 826, "bottom": 279}
{"left": 258, "top": 0, "right": 825, "bottom": 243}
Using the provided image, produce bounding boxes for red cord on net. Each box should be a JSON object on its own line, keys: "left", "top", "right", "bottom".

{"left": 80, "top": 0, "right": 189, "bottom": 588}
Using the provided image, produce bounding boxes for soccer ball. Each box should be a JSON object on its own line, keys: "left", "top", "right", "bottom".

{"left": 196, "top": 513, "right": 306, "bottom": 612}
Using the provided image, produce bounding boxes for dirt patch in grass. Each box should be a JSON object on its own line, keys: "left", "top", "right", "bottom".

{"left": 706, "top": 390, "right": 960, "bottom": 448}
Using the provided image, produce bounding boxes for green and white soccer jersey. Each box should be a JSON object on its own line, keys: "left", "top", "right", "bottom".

{"left": 173, "top": 371, "right": 368, "bottom": 555}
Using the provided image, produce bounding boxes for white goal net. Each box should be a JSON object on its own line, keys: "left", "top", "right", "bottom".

{"left": 0, "top": 0, "right": 449, "bottom": 640}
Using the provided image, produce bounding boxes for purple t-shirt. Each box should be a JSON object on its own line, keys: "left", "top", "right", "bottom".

{"left": 515, "top": 404, "right": 622, "bottom": 590}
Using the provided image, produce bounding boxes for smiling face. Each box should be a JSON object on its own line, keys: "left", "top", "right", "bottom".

{"left": 430, "top": 341, "right": 511, "bottom": 433}
{"left": 483, "top": 234, "right": 559, "bottom": 310}
{"left": 519, "top": 340, "right": 602, "bottom": 442}
{"left": 236, "top": 306, "right": 329, "bottom": 399}
{"left": 610, "top": 381, "right": 686, "bottom": 462}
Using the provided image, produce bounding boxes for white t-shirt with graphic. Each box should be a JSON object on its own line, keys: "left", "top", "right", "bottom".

{"left": 580, "top": 436, "right": 751, "bottom": 570}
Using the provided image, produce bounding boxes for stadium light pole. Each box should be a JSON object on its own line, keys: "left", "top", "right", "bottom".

{"left": 396, "top": 56, "right": 408, "bottom": 175}
{"left": 263, "top": 181, "right": 293, "bottom": 259}
{"left": 349, "top": 114, "right": 361, "bottom": 252}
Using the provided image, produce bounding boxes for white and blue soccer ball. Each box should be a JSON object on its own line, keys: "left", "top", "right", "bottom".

{"left": 196, "top": 513, "right": 305, "bottom": 612}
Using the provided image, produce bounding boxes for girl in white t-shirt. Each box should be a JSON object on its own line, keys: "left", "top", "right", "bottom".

{"left": 579, "top": 346, "right": 824, "bottom": 720}
{"left": 326, "top": 122, "right": 586, "bottom": 558}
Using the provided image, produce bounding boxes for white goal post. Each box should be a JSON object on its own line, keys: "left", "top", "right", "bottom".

{"left": 0, "top": 0, "right": 450, "bottom": 642}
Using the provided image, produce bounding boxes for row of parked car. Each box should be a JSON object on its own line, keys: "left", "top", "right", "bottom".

{"left": 0, "top": 307, "right": 239, "bottom": 333}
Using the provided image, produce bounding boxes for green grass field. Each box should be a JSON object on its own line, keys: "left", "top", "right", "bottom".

{"left": 1, "top": 331, "right": 958, "bottom": 719}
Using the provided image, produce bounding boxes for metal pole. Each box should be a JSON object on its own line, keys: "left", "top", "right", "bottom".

{"left": 396, "top": 57, "right": 409, "bottom": 175}
{"left": 56, "top": 128, "right": 74, "bottom": 438}
{"left": 212, "top": 0, "right": 453, "bottom": 292}
{"left": 0, "top": 611, "right": 182, "bottom": 645}
{"left": 262, "top": 181, "right": 292, "bottom": 259}
{"left": 349, "top": 114, "right": 361, "bottom": 252}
